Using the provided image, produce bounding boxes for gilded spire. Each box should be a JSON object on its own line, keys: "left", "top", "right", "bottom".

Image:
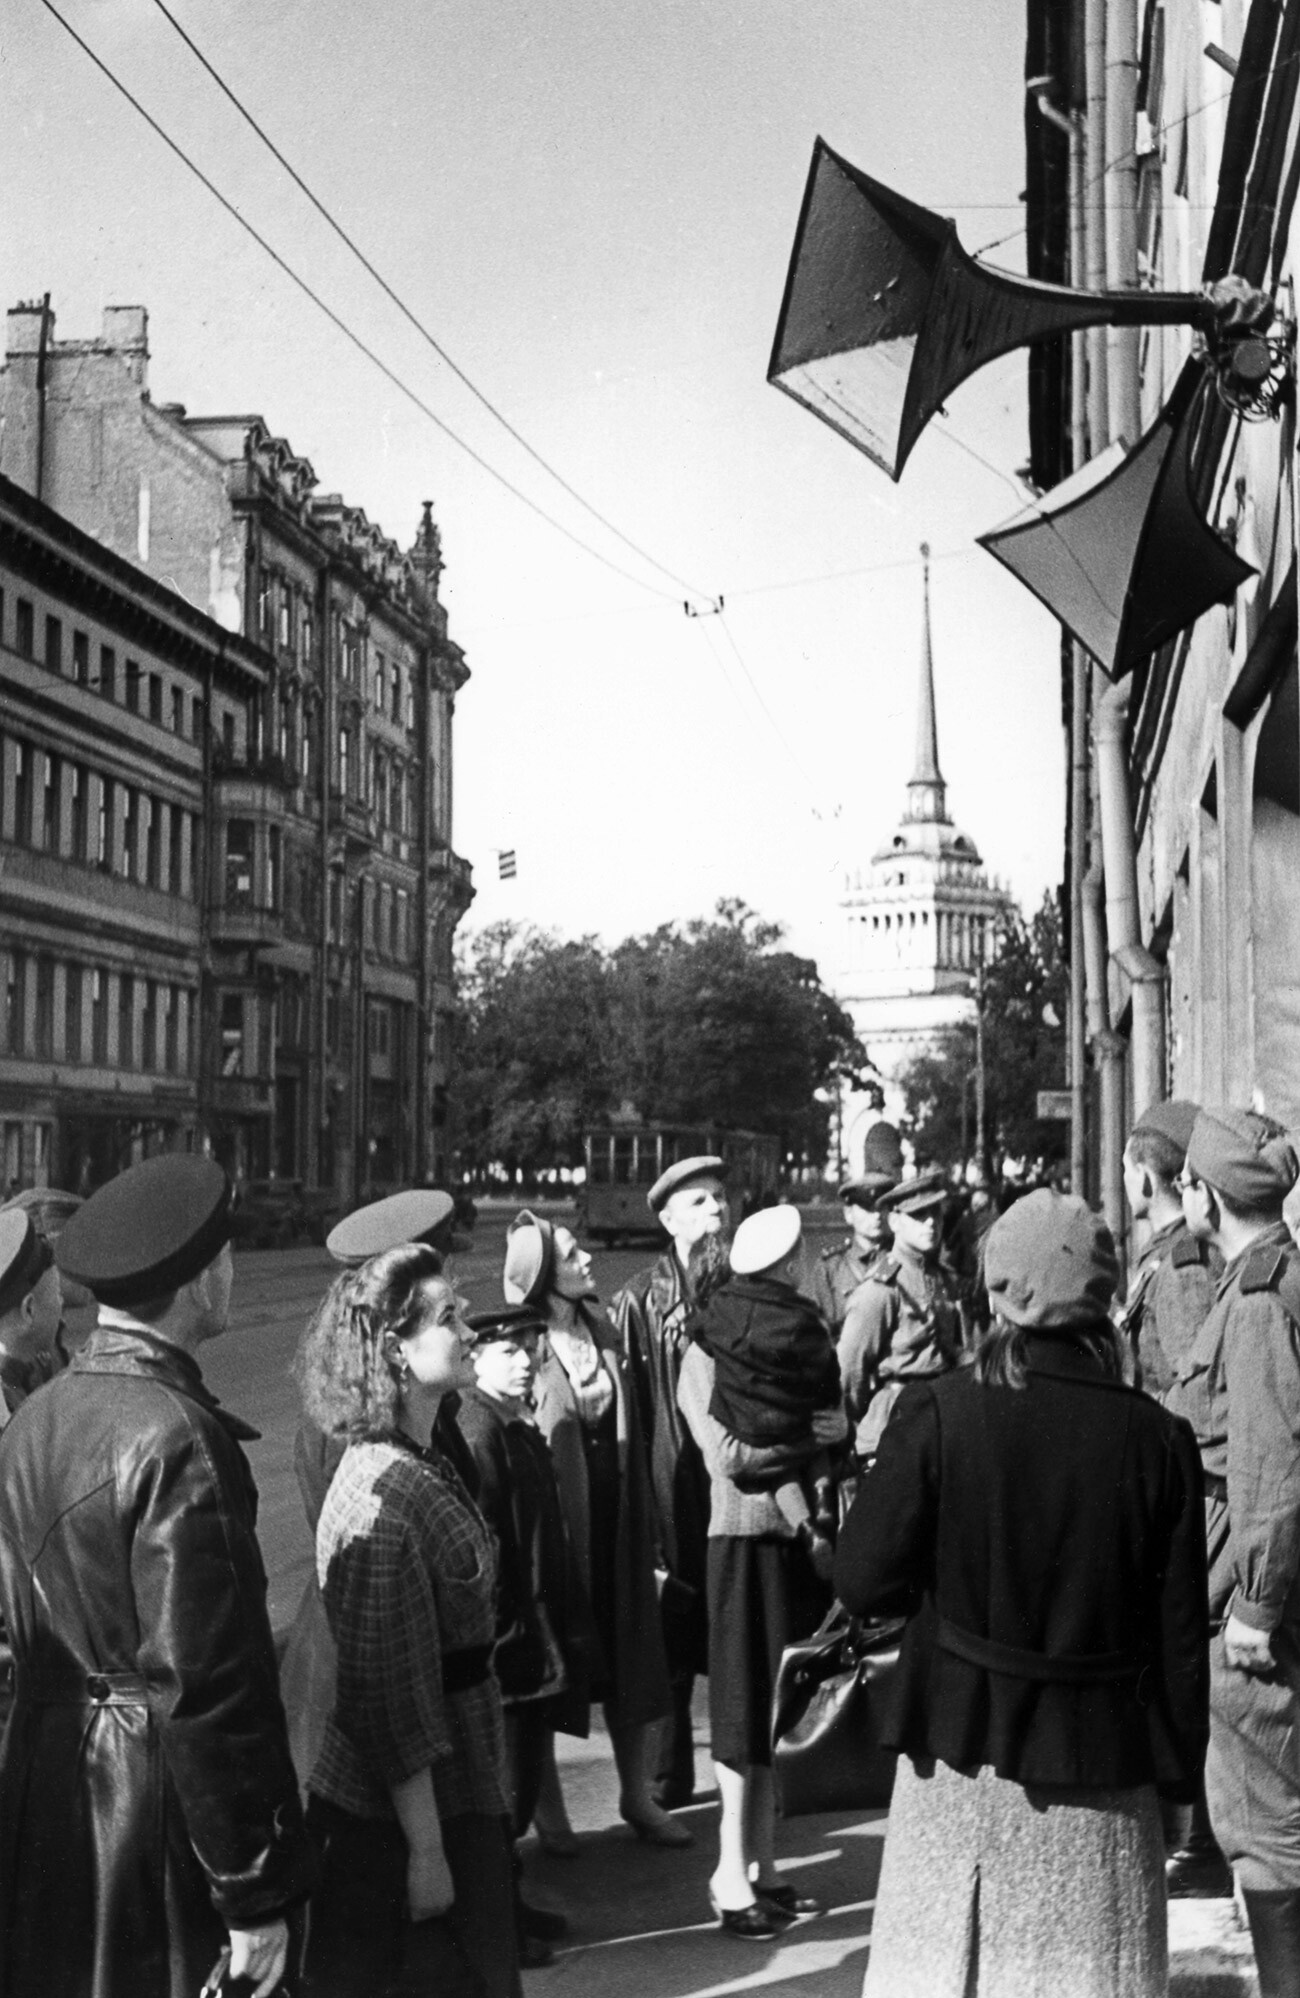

{"left": 905, "top": 544, "right": 949, "bottom": 824}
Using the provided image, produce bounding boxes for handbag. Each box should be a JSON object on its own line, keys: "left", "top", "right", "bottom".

{"left": 771, "top": 1599, "right": 904, "bottom": 1816}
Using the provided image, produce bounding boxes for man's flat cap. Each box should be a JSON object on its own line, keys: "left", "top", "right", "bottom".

{"left": 503, "top": 1210, "right": 555, "bottom": 1306}
{"left": 1131, "top": 1098, "right": 1201, "bottom": 1159}
{"left": 327, "top": 1189, "right": 455, "bottom": 1267}
{"left": 730, "top": 1204, "right": 802, "bottom": 1276}
{"left": 466, "top": 1303, "right": 548, "bottom": 1346}
{"left": 1187, "top": 1107, "right": 1300, "bottom": 1210}
{"left": 55, "top": 1156, "right": 235, "bottom": 1306}
{"left": 985, "top": 1188, "right": 1118, "bottom": 1328}
{"left": 647, "top": 1155, "right": 725, "bottom": 1216}
{"left": 877, "top": 1169, "right": 948, "bottom": 1217}
{"left": 0, "top": 1210, "right": 54, "bottom": 1316}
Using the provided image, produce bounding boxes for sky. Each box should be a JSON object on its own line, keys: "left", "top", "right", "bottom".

{"left": 0, "top": 0, "right": 1064, "bottom": 980}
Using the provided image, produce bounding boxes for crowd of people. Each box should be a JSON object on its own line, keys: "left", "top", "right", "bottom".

{"left": 0, "top": 1098, "right": 1295, "bottom": 1996}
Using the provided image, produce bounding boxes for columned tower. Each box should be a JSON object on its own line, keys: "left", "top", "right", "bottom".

{"left": 833, "top": 547, "right": 1012, "bottom": 1165}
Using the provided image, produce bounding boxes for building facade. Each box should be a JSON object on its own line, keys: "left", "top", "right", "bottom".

{"left": 833, "top": 554, "right": 1012, "bottom": 1165}
{"left": 0, "top": 301, "right": 473, "bottom": 1200}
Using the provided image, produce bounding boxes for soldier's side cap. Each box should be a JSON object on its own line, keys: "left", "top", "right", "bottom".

{"left": 877, "top": 1169, "right": 949, "bottom": 1217}
{"left": 55, "top": 1155, "right": 234, "bottom": 1306}
{"left": 0, "top": 1210, "right": 54, "bottom": 1316}
{"left": 503, "top": 1210, "right": 555, "bottom": 1306}
{"left": 647, "top": 1155, "right": 725, "bottom": 1216}
{"left": 984, "top": 1188, "right": 1118, "bottom": 1329}
{"left": 1131, "top": 1098, "right": 1201, "bottom": 1158}
{"left": 327, "top": 1189, "right": 455, "bottom": 1267}
{"left": 1186, "top": 1106, "right": 1300, "bottom": 1209}
{"left": 466, "top": 1303, "right": 549, "bottom": 1345}
{"left": 730, "top": 1204, "right": 802, "bottom": 1276}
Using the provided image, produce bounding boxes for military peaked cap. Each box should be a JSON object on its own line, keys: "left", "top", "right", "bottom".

{"left": 55, "top": 1155, "right": 235, "bottom": 1306}
{"left": 877, "top": 1169, "right": 948, "bottom": 1217}
{"left": 0, "top": 1210, "right": 54, "bottom": 1316}
{"left": 466, "top": 1303, "right": 549, "bottom": 1346}
{"left": 647, "top": 1155, "right": 725, "bottom": 1216}
{"left": 327, "top": 1189, "right": 455, "bottom": 1266}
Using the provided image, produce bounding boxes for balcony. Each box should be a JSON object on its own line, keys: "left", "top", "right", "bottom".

{"left": 328, "top": 790, "right": 376, "bottom": 853}
{"left": 427, "top": 844, "right": 474, "bottom": 914}
{"left": 210, "top": 887, "right": 285, "bottom": 949}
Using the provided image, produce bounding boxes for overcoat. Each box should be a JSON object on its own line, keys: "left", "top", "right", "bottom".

{"left": 531, "top": 1303, "right": 670, "bottom": 1732}
{"left": 835, "top": 1334, "right": 1210, "bottom": 1799}
{"left": 0, "top": 1323, "right": 314, "bottom": 1998}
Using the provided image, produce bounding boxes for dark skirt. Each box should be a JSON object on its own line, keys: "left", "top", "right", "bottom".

{"left": 302, "top": 1798, "right": 521, "bottom": 1998}
{"left": 581, "top": 1400, "right": 621, "bottom": 1704}
{"left": 707, "top": 1535, "right": 827, "bottom": 1768}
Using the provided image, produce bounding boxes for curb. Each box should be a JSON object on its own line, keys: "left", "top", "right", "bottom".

{"left": 1170, "top": 1899, "right": 1258, "bottom": 1996}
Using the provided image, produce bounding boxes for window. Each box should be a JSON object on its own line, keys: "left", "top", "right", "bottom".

{"left": 4, "top": 954, "right": 26, "bottom": 1053}
{"left": 70, "top": 765, "right": 86, "bottom": 860}
{"left": 163, "top": 985, "right": 179, "bottom": 1073}
{"left": 118, "top": 975, "right": 134, "bottom": 1068}
{"left": 328, "top": 870, "right": 342, "bottom": 944}
{"left": 373, "top": 752, "right": 387, "bottom": 827}
{"left": 144, "top": 796, "right": 159, "bottom": 887}
{"left": 2, "top": 1125, "right": 20, "bottom": 1190}
{"left": 149, "top": 675, "right": 163, "bottom": 725}
{"left": 13, "top": 744, "right": 30, "bottom": 846}
{"left": 97, "top": 781, "right": 109, "bottom": 867}
{"left": 338, "top": 728, "right": 350, "bottom": 798}
{"left": 168, "top": 808, "right": 182, "bottom": 895}
{"left": 72, "top": 630, "right": 89, "bottom": 684}
{"left": 125, "top": 661, "right": 141, "bottom": 713}
{"left": 64, "top": 964, "right": 82, "bottom": 1061}
{"left": 278, "top": 695, "right": 290, "bottom": 764}
{"left": 91, "top": 969, "right": 108, "bottom": 1063}
{"left": 98, "top": 646, "right": 116, "bottom": 699}
{"left": 268, "top": 826, "right": 281, "bottom": 911}
{"left": 185, "top": 989, "right": 197, "bottom": 1075}
{"left": 374, "top": 654, "right": 386, "bottom": 712}
{"left": 192, "top": 694, "right": 204, "bottom": 738}
{"left": 220, "top": 993, "right": 244, "bottom": 1076}
{"left": 45, "top": 617, "right": 62, "bottom": 674}
{"left": 279, "top": 594, "right": 290, "bottom": 650}
{"left": 41, "top": 754, "right": 58, "bottom": 850}
{"left": 258, "top": 580, "right": 271, "bottom": 638}
{"left": 141, "top": 981, "right": 157, "bottom": 1072}
{"left": 391, "top": 666, "right": 402, "bottom": 724}
{"left": 301, "top": 609, "right": 313, "bottom": 664}
{"left": 300, "top": 717, "right": 312, "bottom": 788}
{"left": 406, "top": 677, "right": 416, "bottom": 731}
{"left": 34, "top": 957, "right": 54, "bottom": 1059}
{"left": 396, "top": 887, "right": 409, "bottom": 962}
{"left": 388, "top": 886, "right": 399, "bottom": 959}
{"left": 171, "top": 686, "right": 184, "bottom": 734}
{"left": 15, "top": 600, "right": 34, "bottom": 658}
{"left": 222, "top": 711, "right": 236, "bottom": 761}
{"left": 226, "top": 820, "right": 255, "bottom": 906}
{"left": 368, "top": 1000, "right": 391, "bottom": 1058}
{"left": 327, "top": 986, "right": 341, "bottom": 1055}
{"left": 120, "top": 787, "right": 138, "bottom": 880}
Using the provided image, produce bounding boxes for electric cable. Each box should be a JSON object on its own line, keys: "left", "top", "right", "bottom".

{"left": 33, "top": 0, "right": 695, "bottom": 607}
{"left": 143, "top": 0, "right": 710, "bottom": 603}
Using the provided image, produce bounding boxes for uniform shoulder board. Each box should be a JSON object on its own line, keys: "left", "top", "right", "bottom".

{"left": 868, "top": 1254, "right": 901, "bottom": 1286}
{"left": 1240, "top": 1244, "right": 1288, "bottom": 1294}
{"left": 820, "top": 1242, "right": 844, "bottom": 1262}
{"left": 1170, "top": 1232, "right": 1208, "bottom": 1269}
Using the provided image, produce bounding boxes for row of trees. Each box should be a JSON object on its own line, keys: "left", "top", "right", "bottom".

{"left": 451, "top": 900, "right": 869, "bottom": 1180}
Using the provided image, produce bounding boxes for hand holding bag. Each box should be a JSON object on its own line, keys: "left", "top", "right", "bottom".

{"left": 771, "top": 1599, "right": 904, "bottom": 1816}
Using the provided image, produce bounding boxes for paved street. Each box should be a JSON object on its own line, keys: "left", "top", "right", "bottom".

{"left": 205, "top": 1209, "right": 1258, "bottom": 1997}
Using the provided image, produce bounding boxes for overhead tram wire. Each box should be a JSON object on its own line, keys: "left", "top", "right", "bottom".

{"left": 143, "top": 0, "right": 709, "bottom": 606}
{"left": 34, "top": 0, "right": 695, "bottom": 609}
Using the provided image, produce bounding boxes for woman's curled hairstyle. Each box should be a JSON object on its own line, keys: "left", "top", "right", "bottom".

{"left": 294, "top": 1240, "right": 444, "bottom": 1439}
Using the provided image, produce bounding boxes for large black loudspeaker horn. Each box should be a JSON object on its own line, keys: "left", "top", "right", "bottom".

{"left": 977, "top": 359, "right": 1255, "bottom": 678}
{"left": 768, "top": 139, "right": 1209, "bottom": 481}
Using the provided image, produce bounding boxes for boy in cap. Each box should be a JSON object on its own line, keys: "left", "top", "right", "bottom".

{"left": 839, "top": 1170, "right": 962, "bottom": 1459}
{"left": 613, "top": 1155, "right": 726, "bottom": 1810}
{"left": 1168, "top": 1108, "right": 1300, "bottom": 1994}
{"left": 0, "top": 1154, "right": 313, "bottom": 1998}
{"left": 811, "top": 1122, "right": 903, "bottom": 1337}
{"left": 1121, "top": 1099, "right": 1222, "bottom": 1394}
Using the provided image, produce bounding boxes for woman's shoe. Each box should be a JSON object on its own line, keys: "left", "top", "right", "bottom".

{"left": 619, "top": 1803, "right": 694, "bottom": 1848}
{"left": 707, "top": 1891, "right": 783, "bottom": 1941}
{"left": 755, "top": 1882, "right": 824, "bottom": 1921}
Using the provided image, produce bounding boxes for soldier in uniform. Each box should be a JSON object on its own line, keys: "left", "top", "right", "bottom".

{"left": 612, "top": 1155, "right": 727, "bottom": 1811}
{"left": 838, "top": 1169, "right": 962, "bottom": 1459}
{"left": 1121, "top": 1098, "right": 1222, "bottom": 1395}
{"left": 810, "top": 1122, "right": 903, "bottom": 1338}
{"left": 1167, "top": 1107, "right": 1300, "bottom": 1998}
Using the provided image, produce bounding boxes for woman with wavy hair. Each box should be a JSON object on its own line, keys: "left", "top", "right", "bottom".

{"left": 835, "top": 1189, "right": 1209, "bottom": 1998}
{"left": 295, "top": 1243, "right": 519, "bottom": 1998}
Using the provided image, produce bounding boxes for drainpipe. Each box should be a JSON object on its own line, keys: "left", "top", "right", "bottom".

{"left": 1095, "top": 679, "right": 1166, "bottom": 1115}
{"left": 317, "top": 568, "right": 332, "bottom": 1195}
{"left": 1105, "top": 0, "right": 1142, "bottom": 443}
{"left": 1084, "top": 0, "right": 1109, "bottom": 449}
{"left": 1082, "top": 864, "right": 1127, "bottom": 1245}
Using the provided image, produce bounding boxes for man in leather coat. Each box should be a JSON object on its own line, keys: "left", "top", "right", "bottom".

{"left": 0, "top": 1155, "right": 314, "bottom": 1998}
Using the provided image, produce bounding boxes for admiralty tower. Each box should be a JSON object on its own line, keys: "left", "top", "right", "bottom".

{"left": 834, "top": 546, "right": 1012, "bottom": 1171}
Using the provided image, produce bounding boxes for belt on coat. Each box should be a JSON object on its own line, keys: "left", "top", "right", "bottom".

{"left": 937, "top": 1617, "right": 1142, "bottom": 1685}
{"left": 16, "top": 1669, "right": 151, "bottom": 1707}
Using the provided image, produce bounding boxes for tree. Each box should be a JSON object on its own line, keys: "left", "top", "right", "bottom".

{"left": 451, "top": 901, "right": 865, "bottom": 1179}
{"left": 896, "top": 893, "right": 1068, "bottom": 1171}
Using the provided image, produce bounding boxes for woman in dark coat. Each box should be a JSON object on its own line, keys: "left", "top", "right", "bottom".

{"left": 503, "top": 1212, "right": 680, "bottom": 1845}
{"left": 835, "top": 1189, "right": 1210, "bottom": 1998}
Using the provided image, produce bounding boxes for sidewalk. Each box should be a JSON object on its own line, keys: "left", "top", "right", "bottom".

{"left": 537, "top": 1718, "right": 1259, "bottom": 1998}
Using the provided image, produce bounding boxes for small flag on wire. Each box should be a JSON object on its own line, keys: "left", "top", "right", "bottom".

{"left": 498, "top": 849, "right": 518, "bottom": 880}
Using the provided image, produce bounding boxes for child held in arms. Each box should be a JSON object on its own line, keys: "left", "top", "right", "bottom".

{"left": 689, "top": 1207, "right": 846, "bottom": 1578}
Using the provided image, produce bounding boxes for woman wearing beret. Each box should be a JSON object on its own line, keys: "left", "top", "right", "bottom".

{"left": 835, "top": 1189, "right": 1210, "bottom": 1998}
{"left": 503, "top": 1211, "right": 682, "bottom": 1847}
{"left": 295, "top": 1243, "right": 520, "bottom": 1998}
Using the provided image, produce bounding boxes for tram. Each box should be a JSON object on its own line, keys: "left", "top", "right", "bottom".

{"left": 579, "top": 1124, "right": 782, "bottom": 1244}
